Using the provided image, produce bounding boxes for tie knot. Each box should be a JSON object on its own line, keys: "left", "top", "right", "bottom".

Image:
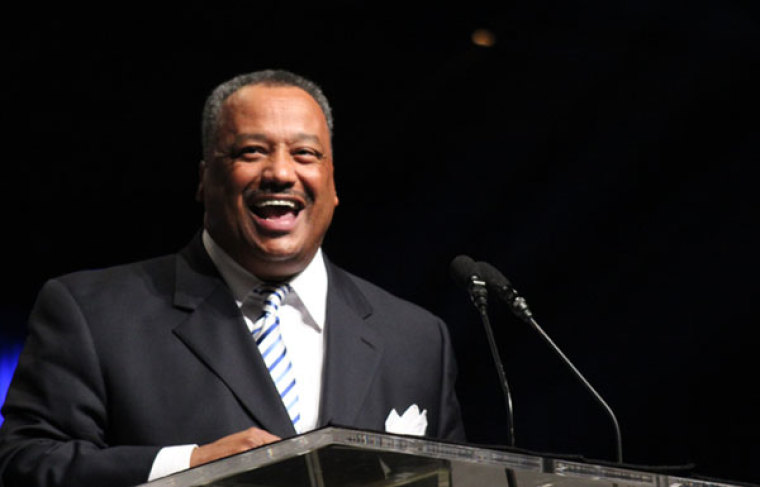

{"left": 254, "top": 283, "right": 291, "bottom": 307}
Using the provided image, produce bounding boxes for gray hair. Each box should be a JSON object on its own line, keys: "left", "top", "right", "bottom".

{"left": 201, "top": 69, "right": 333, "bottom": 160}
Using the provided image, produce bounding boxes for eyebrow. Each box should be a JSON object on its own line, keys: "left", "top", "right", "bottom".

{"left": 291, "top": 133, "right": 323, "bottom": 146}
{"left": 233, "top": 132, "right": 325, "bottom": 148}
{"left": 233, "top": 133, "right": 268, "bottom": 144}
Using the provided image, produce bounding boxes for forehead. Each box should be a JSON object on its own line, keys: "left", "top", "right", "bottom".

{"left": 220, "top": 85, "right": 329, "bottom": 134}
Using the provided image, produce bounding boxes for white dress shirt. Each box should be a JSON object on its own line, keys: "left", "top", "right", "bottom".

{"left": 148, "top": 231, "right": 328, "bottom": 480}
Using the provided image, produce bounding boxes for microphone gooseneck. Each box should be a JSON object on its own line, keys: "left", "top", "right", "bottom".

{"left": 476, "top": 260, "right": 623, "bottom": 464}
{"left": 450, "top": 255, "right": 516, "bottom": 447}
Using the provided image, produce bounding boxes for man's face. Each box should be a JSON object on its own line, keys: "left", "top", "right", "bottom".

{"left": 198, "top": 84, "right": 338, "bottom": 280}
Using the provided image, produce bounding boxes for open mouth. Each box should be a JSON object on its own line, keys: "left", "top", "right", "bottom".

{"left": 247, "top": 196, "right": 306, "bottom": 234}
{"left": 250, "top": 199, "right": 304, "bottom": 219}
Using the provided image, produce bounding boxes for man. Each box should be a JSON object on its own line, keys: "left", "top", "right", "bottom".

{"left": 0, "top": 70, "right": 465, "bottom": 486}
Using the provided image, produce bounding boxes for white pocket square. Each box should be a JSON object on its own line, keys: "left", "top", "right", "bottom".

{"left": 384, "top": 404, "right": 428, "bottom": 436}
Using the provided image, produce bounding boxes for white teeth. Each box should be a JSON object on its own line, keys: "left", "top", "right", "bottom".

{"left": 255, "top": 199, "right": 298, "bottom": 209}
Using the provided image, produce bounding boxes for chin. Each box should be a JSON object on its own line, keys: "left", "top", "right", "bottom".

{"left": 250, "top": 237, "right": 299, "bottom": 259}
{"left": 250, "top": 253, "right": 310, "bottom": 281}
{"left": 257, "top": 250, "right": 301, "bottom": 263}
{"left": 251, "top": 241, "right": 311, "bottom": 267}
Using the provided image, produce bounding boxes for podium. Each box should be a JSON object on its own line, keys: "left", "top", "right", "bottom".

{"left": 138, "top": 427, "right": 750, "bottom": 487}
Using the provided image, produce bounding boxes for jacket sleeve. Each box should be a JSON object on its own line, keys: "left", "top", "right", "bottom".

{"left": 435, "top": 318, "right": 467, "bottom": 443}
{"left": 0, "top": 279, "right": 160, "bottom": 487}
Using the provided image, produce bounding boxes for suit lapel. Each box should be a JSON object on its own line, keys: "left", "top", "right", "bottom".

{"left": 319, "top": 262, "right": 383, "bottom": 428}
{"left": 171, "top": 235, "right": 296, "bottom": 437}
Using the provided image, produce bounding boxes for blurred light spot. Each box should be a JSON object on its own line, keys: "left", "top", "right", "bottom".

{"left": 0, "top": 344, "right": 23, "bottom": 425}
{"left": 472, "top": 28, "right": 496, "bottom": 47}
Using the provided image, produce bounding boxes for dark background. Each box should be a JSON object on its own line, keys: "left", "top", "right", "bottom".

{"left": 2, "top": 1, "right": 759, "bottom": 484}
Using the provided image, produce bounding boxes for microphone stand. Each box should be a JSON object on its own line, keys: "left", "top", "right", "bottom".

{"left": 469, "top": 280, "right": 517, "bottom": 448}
{"left": 508, "top": 292, "right": 623, "bottom": 463}
{"left": 450, "top": 255, "right": 517, "bottom": 448}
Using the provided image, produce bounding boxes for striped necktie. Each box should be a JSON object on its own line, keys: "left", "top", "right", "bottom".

{"left": 250, "top": 283, "right": 301, "bottom": 430}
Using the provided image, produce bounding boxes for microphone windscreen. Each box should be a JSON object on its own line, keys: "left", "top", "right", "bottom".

{"left": 450, "top": 255, "right": 479, "bottom": 289}
{"left": 477, "top": 261, "right": 512, "bottom": 289}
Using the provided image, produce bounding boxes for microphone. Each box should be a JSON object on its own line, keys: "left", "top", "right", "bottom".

{"left": 449, "top": 255, "right": 487, "bottom": 310}
{"left": 476, "top": 260, "right": 623, "bottom": 463}
{"left": 449, "top": 255, "right": 516, "bottom": 447}
{"left": 476, "top": 261, "right": 533, "bottom": 321}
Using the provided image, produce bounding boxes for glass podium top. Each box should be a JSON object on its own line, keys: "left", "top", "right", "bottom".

{"left": 137, "top": 427, "right": 753, "bottom": 487}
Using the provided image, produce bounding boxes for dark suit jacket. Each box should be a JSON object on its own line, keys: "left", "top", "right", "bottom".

{"left": 0, "top": 235, "right": 465, "bottom": 487}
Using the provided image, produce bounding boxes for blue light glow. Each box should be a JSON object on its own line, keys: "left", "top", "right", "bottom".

{"left": 0, "top": 343, "right": 23, "bottom": 426}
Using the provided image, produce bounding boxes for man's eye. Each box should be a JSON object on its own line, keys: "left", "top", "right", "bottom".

{"left": 236, "top": 147, "right": 266, "bottom": 158}
{"left": 293, "top": 149, "right": 322, "bottom": 159}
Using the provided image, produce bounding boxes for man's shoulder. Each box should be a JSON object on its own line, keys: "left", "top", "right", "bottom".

{"left": 49, "top": 252, "right": 179, "bottom": 301}
{"left": 328, "top": 262, "right": 442, "bottom": 324}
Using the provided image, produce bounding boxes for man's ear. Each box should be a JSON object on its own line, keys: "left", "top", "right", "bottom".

{"left": 195, "top": 160, "right": 206, "bottom": 203}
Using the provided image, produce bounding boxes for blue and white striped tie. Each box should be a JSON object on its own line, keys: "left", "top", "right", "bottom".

{"left": 251, "top": 283, "right": 300, "bottom": 430}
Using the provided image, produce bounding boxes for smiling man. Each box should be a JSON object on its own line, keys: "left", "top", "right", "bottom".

{"left": 199, "top": 80, "right": 339, "bottom": 280}
{"left": 0, "top": 70, "right": 465, "bottom": 486}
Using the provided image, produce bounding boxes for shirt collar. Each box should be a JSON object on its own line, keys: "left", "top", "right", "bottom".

{"left": 201, "top": 229, "right": 328, "bottom": 330}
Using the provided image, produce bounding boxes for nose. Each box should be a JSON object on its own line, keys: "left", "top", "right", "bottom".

{"left": 260, "top": 146, "right": 297, "bottom": 190}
